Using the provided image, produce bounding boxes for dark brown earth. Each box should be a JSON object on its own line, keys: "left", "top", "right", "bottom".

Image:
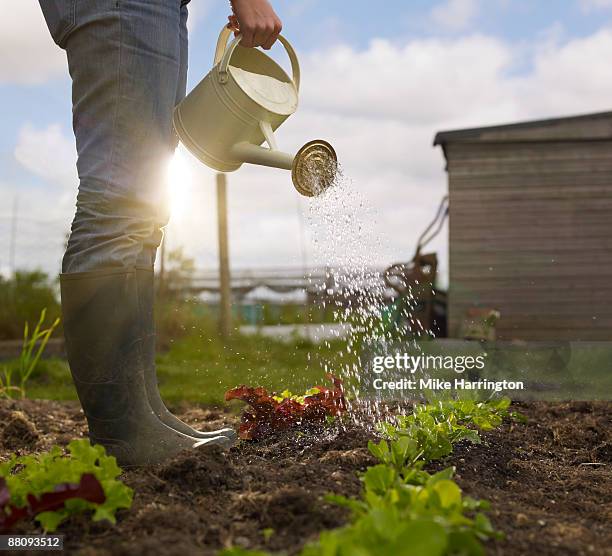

{"left": 0, "top": 399, "right": 610, "bottom": 556}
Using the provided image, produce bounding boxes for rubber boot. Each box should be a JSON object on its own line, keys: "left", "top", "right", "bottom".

{"left": 136, "top": 267, "right": 237, "bottom": 441}
{"left": 60, "top": 268, "right": 233, "bottom": 467}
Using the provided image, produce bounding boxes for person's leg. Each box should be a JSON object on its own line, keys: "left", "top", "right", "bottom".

{"left": 40, "top": 0, "right": 233, "bottom": 465}
{"left": 62, "top": 0, "right": 178, "bottom": 272}
{"left": 136, "top": 3, "right": 237, "bottom": 441}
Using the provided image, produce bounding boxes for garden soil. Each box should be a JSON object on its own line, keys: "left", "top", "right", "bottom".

{"left": 0, "top": 400, "right": 610, "bottom": 556}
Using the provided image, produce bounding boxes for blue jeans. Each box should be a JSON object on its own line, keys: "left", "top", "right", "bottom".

{"left": 39, "top": 0, "right": 189, "bottom": 273}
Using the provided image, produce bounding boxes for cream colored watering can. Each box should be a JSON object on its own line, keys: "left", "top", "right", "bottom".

{"left": 173, "top": 26, "right": 337, "bottom": 197}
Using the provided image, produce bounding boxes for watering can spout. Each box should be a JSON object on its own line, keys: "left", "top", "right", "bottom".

{"left": 230, "top": 139, "right": 338, "bottom": 197}
{"left": 173, "top": 25, "right": 337, "bottom": 196}
{"left": 230, "top": 142, "right": 294, "bottom": 171}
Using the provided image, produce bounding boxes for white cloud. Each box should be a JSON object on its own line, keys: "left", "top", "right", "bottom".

{"left": 14, "top": 123, "right": 78, "bottom": 189}
{"left": 514, "top": 28, "right": 612, "bottom": 115}
{"left": 7, "top": 27, "right": 612, "bottom": 286}
{"left": 580, "top": 0, "right": 612, "bottom": 11}
{"left": 299, "top": 35, "right": 513, "bottom": 125}
{"left": 0, "top": 1, "right": 213, "bottom": 85}
{"left": 286, "top": 0, "right": 319, "bottom": 18}
{"left": 187, "top": 0, "right": 214, "bottom": 35}
{"left": 430, "top": 0, "right": 480, "bottom": 31}
{"left": 0, "top": 178, "right": 73, "bottom": 276}
{"left": 5, "top": 123, "right": 78, "bottom": 273}
{"left": 0, "top": 2, "right": 66, "bottom": 84}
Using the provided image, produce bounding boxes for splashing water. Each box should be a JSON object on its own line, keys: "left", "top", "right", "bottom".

{"left": 302, "top": 164, "right": 413, "bottom": 427}
{"left": 298, "top": 160, "right": 504, "bottom": 433}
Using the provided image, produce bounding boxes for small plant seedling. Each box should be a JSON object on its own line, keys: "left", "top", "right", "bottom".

{"left": 0, "top": 440, "right": 133, "bottom": 532}
{"left": 0, "top": 308, "right": 60, "bottom": 400}
{"left": 262, "top": 528, "right": 275, "bottom": 543}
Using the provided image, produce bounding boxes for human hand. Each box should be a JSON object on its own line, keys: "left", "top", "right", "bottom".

{"left": 228, "top": 0, "right": 282, "bottom": 50}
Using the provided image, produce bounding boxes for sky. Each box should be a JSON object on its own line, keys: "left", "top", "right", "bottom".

{"left": 1, "top": 0, "right": 612, "bottom": 285}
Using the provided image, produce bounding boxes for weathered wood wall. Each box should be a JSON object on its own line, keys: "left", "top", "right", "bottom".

{"left": 445, "top": 138, "right": 612, "bottom": 340}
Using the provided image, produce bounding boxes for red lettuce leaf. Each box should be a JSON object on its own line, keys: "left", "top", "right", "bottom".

{"left": 225, "top": 374, "right": 347, "bottom": 440}
{"left": 0, "top": 473, "right": 105, "bottom": 532}
{"left": 0, "top": 479, "right": 10, "bottom": 511}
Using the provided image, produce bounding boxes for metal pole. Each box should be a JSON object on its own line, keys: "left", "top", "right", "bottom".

{"left": 9, "top": 196, "right": 18, "bottom": 277}
{"left": 217, "top": 173, "right": 232, "bottom": 339}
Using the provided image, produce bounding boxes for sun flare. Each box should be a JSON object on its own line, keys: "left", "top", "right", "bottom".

{"left": 167, "top": 150, "right": 193, "bottom": 220}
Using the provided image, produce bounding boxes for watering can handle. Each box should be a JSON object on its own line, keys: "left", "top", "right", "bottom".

{"left": 214, "top": 25, "right": 301, "bottom": 91}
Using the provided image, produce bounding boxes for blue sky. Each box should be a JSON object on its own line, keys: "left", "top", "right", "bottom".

{"left": 1, "top": 0, "right": 612, "bottom": 278}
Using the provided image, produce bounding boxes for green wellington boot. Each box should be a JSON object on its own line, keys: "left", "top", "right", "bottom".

{"left": 135, "top": 267, "right": 237, "bottom": 441}
{"left": 60, "top": 268, "right": 234, "bottom": 467}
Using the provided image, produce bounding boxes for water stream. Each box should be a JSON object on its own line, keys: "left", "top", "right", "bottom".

{"left": 302, "top": 165, "right": 414, "bottom": 425}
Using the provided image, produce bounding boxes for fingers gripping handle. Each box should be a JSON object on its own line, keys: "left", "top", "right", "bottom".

{"left": 214, "top": 25, "right": 301, "bottom": 91}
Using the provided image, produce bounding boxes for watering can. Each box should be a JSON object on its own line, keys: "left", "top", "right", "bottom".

{"left": 173, "top": 26, "right": 337, "bottom": 197}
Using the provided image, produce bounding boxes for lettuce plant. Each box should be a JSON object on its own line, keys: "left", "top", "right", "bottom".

{"left": 221, "top": 397, "right": 520, "bottom": 556}
{"left": 225, "top": 374, "right": 347, "bottom": 440}
{"left": 0, "top": 439, "right": 133, "bottom": 532}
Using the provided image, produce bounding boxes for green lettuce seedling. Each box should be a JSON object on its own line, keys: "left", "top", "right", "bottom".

{"left": 0, "top": 439, "right": 133, "bottom": 532}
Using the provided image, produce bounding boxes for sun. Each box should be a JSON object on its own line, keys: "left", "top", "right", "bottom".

{"left": 167, "top": 149, "right": 193, "bottom": 220}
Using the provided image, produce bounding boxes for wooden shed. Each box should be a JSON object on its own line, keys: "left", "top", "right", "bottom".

{"left": 434, "top": 111, "right": 612, "bottom": 341}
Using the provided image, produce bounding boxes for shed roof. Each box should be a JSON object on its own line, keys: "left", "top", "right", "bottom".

{"left": 433, "top": 110, "right": 612, "bottom": 146}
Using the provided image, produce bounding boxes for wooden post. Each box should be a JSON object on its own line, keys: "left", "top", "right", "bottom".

{"left": 217, "top": 173, "right": 232, "bottom": 339}
{"left": 158, "top": 229, "right": 166, "bottom": 296}
{"left": 9, "top": 196, "right": 18, "bottom": 277}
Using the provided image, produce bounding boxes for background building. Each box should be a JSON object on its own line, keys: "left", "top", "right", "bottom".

{"left": 435, "top": 111, "right": 612, "bottom": 341}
